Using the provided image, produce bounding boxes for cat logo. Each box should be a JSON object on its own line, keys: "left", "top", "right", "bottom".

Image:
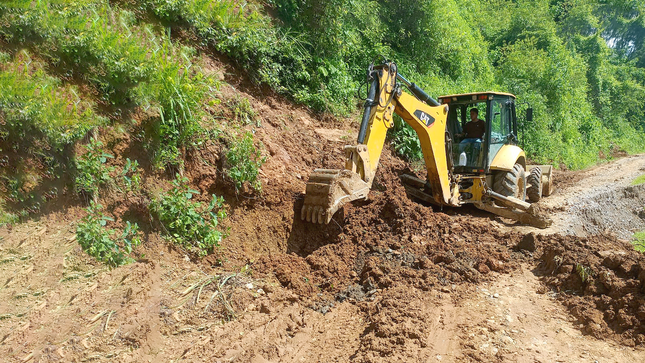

{"left": 414, "top": 110, "right": 435, "bottom": 127}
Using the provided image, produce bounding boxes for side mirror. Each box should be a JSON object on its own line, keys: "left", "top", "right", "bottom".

{"left": 526, "top": 108, "right": 533, "bottom": 122}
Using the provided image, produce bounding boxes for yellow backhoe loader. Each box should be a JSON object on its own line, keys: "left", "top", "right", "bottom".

{"left": 301, "top": 61, "right": 553, "bottom": 228}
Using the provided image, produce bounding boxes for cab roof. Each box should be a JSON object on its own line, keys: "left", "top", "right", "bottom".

{"left": 438, "top": 91, "right": 516, "bottom": 100}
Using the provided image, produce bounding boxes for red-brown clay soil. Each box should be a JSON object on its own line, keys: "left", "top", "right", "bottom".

{"left": 1, "top": 53, "right": 645, "bottom": 362}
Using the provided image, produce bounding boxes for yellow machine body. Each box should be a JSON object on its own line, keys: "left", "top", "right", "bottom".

{"left": 490, "top": 145, "right": 526, "bottom": 172}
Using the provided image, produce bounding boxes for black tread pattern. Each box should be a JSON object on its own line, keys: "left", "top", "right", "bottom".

{"left": 493, "top": 163, "right": 526, "bottom": 200}
{"left": 527, "top": 167, "right": 543, "bottom": 203}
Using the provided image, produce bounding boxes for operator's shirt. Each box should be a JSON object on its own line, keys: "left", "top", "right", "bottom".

{"left": 463, "top": 119, "right": 485, "bottom": 139}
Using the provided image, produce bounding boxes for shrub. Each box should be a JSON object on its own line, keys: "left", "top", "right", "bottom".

{"left": 225, "top": 132, "right": 266, "bottom": 192}
{"left": 117, "top": 158, "right": 141, "bottom": 193}
{"left": 150, "top": 175, "right": 226, "bottom": 257}
{"left": 390, "top": 115, "right": 423, "bottom": 161}
{"left": 0, "top": 2, "right": 214, "bottom": 170}
{"left": 75, "top": 140, "right": 114, "bottom": 199}
{"left": 227, "top": 95, "right": 259, "bottom": 126}
{"left": 76, "top": 202, "right": 141, "bottom": 267}
{"left": 0, "top": 51, "right": 102, "bottom": 152}
{"left": 634, "top": 230, "right": 645, "bottom": 253}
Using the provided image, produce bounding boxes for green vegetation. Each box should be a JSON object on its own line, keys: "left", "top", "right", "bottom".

{"left": 265, "top": 0, "right": 645, "bottom": 169}
{"left": 228, "top": 96, "right": 260, "bottom": 126}
{"left": 127, "top": 0, "right": 645, "bottom": 168}
{"left": 633, "top": 230, "right": 645, "bottom": 252}
{"left": 134, "top": 0, "right": 356, "bottom": 115}
{"left": 576, "top": 263, "right": 594, "bottom": 283}
{"left": 76, "top": 203, "right": 141, "bottom": 267}
{"left": 75, "top": 140, "right": 114, "bottom": 199}
{"left": 0, "top": 205, "right": 18, "bottom": 227}
{"left": 117, "top": 158, "right": 142, "bottom": 194}
{"left": 0, "top": 0, "right": 217, "bottom": 170}
{"left": 150, "top": 175, "right": 227, "bottom": 257}
{"left": 225, "top": 132, "right": 266, "bottom": 192}
{"left": 391, "top": 115, "right": 424, "bottom": 161}
{"left": 0, "top": 50, "right": 104, "bottom": 215}
{"left": 631, "top": 174, "right": 645, "bottom": 186}
{"left": 0, "top": 51, "right": 102, "bottom": 151}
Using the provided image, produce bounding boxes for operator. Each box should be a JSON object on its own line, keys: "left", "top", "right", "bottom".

{"left": 456, "top": 108, "right": 485, "bottom": 164}
{"left": 458, "top": 108, "right": 485, "bottom": 143}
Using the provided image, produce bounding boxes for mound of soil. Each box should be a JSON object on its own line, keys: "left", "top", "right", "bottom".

{"left": 252, "top": 151, "right": 529, "bottom": 359}
{"left": 536, "top": 234, "right": 645, "bottom": 346}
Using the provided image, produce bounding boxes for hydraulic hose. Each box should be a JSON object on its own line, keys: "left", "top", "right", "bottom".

{"left": 358, "top": 72, "right": 379, "bottom": 144}
{"left": 396, "top": 74, "right": 441, "bottom": 107}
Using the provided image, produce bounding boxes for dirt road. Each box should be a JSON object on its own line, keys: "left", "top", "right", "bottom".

{"left": 521, "top": 154, "right": 645, "bottom": 238}
{"left": 1, "top": 74, "right": 644, "bottom": 362}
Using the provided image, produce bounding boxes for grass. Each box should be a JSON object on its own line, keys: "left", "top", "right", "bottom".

{"left": 633, "top": 230, "right": 645, "bottom": 252}
{"left": 134, "top": 0, "right": 356, "bottom": 114}
{"left": 0, "top": 50, "right": 103, "bottom": 150}
{"left": 0, "top": 1, "right": 218, "bottom": 170}
{"left": 0, "top": 50, "right": 105, "bottom": 217}
{"left": 631, "top": 174, "right": 645, "bottom": 186}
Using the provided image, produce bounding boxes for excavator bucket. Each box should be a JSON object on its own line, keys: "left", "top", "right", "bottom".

{"left": 301, "top": 169, "right": 371, "bottom": 224}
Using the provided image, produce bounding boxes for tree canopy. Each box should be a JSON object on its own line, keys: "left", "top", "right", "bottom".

{"left": 266, "top": 0, "right": 645, "bottom": 168}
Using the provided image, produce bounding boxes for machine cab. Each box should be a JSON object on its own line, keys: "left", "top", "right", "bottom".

{"left": 438, "top": 92, "right": 518, "bottom": 175}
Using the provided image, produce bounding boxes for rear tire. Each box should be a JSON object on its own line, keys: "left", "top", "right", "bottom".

{"left": 493, "top": 163, "right": 526, "bottom": 201}
{"left": 526, "top": 167, "right": 543, "bottom": 202}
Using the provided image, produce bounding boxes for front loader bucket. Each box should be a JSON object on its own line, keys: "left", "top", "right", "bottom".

{"left": 477, "top": 190, "right": 553, "bottom": 229}
{"left": 301, "top": 169, "right": 371, "bottom": 224}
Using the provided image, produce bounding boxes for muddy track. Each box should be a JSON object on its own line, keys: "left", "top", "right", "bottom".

{"left": 1, "top": 55, "right": 645, "bottom": 362}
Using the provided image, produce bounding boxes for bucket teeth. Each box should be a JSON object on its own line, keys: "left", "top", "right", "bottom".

{"left": 301, "top": 205, "right": 322, "bottom": 224}
{"left": 301, "top": 203, "right": 327, "bottom": 224}
{"left": 300, "top": 169, "right": 371, "bottom": 224}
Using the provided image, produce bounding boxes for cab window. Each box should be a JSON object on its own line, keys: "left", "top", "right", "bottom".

{"left": 490, "top": 99, "right": 512, "bottom": 143}
{"left": 488, "top": 99, "right": 512, "bottom": 166}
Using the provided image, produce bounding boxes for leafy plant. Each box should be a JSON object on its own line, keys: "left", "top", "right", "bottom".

{"left": 225, "top": 132, "right": 266, "bottom": 192}
{"left": 576, "top": 263, "right": 594, "bottom": 283}
{"left": 633, "top": 230, "right": 645, "bottom": 253}
{"left": 76, "top": 202, "right": 141, "bottom": 267}
{"left": 631, "top": 174, "right": 645, "bottom": 186}
{"left": 150, "top": 175, "right": 227, "bottom": 257}
{"left": 390, "top": 115, "right": 423, "bottom": 161}
{"left": 227, "top": 96, "right": 259, "bottom": 126}
{"left": 75, "top": 140, "right": 114, "bottom": 199}
{"left": 117, "top": 158, "right": 141, "bottom": 193}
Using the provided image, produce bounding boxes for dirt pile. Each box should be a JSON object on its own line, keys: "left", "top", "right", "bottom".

{"left": 253, "top": 151, "right": 531, "bottom": 360}
{"left": 536, "top": 233, "right": 645, "bottom": 346}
